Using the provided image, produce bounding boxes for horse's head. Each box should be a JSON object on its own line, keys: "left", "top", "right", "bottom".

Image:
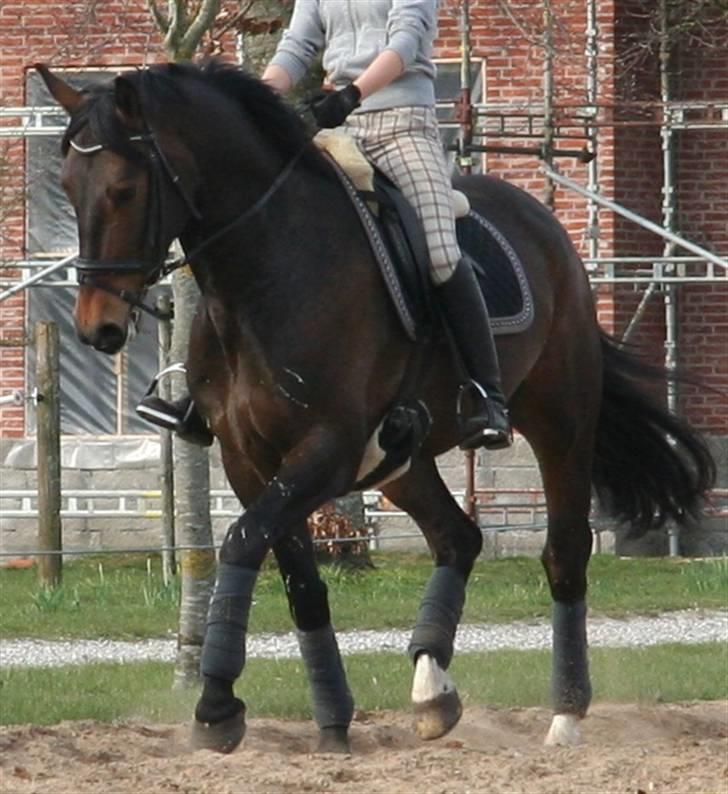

{"left": 36, "top": 64, "right": 198, "bottom": 354}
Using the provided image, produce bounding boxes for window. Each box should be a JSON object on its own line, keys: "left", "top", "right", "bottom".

{"left": 25, "top": 70, "right": 163, "bottom": 435}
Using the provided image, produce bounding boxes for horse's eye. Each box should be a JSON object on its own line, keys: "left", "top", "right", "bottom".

{"left": 106, "top": 184, "right": 137, "bottom": 205}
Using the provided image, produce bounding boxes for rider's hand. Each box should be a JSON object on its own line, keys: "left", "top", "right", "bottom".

{"left": 310, "top": 84, "right": 362, "bottom": 129}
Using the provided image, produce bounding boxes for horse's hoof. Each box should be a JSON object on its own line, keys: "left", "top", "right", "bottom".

{"left": 190, "top": 708, "right": 246, "bottom": 753}
{"left": 413, "top": 689, "right": 463, "bottom": 740}
{"left": 317, "top": 725, "right": 351, "bottom": 754}
{"left": 544, "top": 713, "right": 583, "bottom": 746}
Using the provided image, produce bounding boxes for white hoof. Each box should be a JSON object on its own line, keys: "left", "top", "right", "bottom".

{"left": 544, "top": 714, "right": 583, "bottom": 746}
{"left": 411, "top": 654, "right": 455, "bottom": 703}
{"left": 411, "top": 654, "right": 462, "bottom": 740}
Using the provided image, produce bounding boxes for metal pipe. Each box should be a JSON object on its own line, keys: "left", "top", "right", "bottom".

{"left": 621, "top": 282, "right": 659, "bottom": 344}
{"left": 659, "top": 0, "right": 681, "bottom": 557}
{"left": 659, "top": 0, "right": 679, "bottom": 415}
{"left": 455, "top": 0, "right": 478, "bottom": 521}
{"left": 541, "top": 0, "right": 556, "bottom": 209}
{"left": 541, "top": 165, "right": 728, "bottom": 270}
{"left": 0, "top": 390, "right": 24, "bottom": 406}
{"left": 0, "top": 253, "right": 77, "bottom": 303}
{"left": 585, "top": 0, "right": 600, "bottom": 260}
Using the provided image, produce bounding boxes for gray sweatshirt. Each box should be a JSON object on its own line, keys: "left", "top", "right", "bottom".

{"left": 268, "top": 0, "right": 438, "bottom": 113}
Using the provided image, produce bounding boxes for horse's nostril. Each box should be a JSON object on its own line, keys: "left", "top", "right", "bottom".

{"left": 94, "top": 324, "right": 127, "bottom": 354}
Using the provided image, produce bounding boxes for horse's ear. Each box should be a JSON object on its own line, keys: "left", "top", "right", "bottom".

{"left": 114, "top": 75, "right": 143, "bottom": 127}
{"left": 34, "top": 64, "right": 84, "bottom": 114}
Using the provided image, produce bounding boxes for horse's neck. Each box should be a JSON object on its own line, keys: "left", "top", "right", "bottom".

{"left": 188, "top": 158, "right": 335, "bottom": 296}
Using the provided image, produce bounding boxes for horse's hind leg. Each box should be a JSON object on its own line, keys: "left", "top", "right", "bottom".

{"left": 273, "top": 521, "right": 354, "bottom": 754}
{"left": 382, "top": 458, "right": 483, "bottom": 740}
{"left": 511, "top": 353, "right": 601, "bottom": 745}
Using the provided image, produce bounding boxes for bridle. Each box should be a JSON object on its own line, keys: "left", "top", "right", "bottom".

{"left": 69, "top": 122, "right": 308, "bottom": 324}
{"left": 69, "top": 130, "right": 200, "bottom": 322}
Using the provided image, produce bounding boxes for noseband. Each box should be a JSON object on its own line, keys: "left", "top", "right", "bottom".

{"left": 69, "top": 131, "right": 200, "bottom": 322}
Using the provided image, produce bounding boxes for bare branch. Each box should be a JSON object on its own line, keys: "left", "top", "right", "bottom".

{"left": 493, "top": 0, "right": 543, "bottom": 47}
{"left": 146, "top": 0, "right": 169, "bottom": 34}
{"left": 213, "top": 0, "right": 255, "bottom": 37}
{"left": 178, "top": 0, "right": 223, "bottom": 60}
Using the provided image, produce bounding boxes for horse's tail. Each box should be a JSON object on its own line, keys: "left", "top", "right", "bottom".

{"left": 592, "top": 331, "right": 716, "bottom": 534}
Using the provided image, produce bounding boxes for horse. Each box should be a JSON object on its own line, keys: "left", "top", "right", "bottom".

{"left": 37, "top": 60, "right": 715, "bottom": 754}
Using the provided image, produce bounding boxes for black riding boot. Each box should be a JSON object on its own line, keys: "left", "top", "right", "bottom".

{"left": 136, "top": 393, "right": 214, "bottom": 447}
{"left": 436, "top": 257, "right": 512, "bottom": 451}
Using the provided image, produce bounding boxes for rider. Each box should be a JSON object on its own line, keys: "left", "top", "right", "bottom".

{"left": 138, "top": 0, "right": 511, "bottom": 451}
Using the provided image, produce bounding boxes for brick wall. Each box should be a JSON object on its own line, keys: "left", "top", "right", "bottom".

{"left": 1, "top": 0, "right": 725, "bottom": 437}
{"left": 609, "top": 1, "right": 727, "bottom": 428}
{"left": 0, "top": 1, "right": 165, "bottom": 438}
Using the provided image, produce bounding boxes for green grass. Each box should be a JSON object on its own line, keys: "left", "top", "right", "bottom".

{"left": 1, "top": 553, "right": 726, "bottom": 640}
{"left": 1, "top": 643, "right": 725, "bottom": 726}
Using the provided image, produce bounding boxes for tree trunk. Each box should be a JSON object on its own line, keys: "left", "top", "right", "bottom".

{"left": 170, "top": 267, "right": 216, "bottom": 688}
{"left": 159, "top": 5, "right": 222, "bottom": 690}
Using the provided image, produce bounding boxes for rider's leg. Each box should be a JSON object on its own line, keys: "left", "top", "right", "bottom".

{"left": 436, "top": 257, "right": 511, "bottom": 449}
{"left": 344, "top": 107, "right": 511, "bottom": 450}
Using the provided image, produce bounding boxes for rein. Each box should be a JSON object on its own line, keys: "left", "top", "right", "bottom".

{"left": 184, "top": 145, "right": 308, "bottom": 262}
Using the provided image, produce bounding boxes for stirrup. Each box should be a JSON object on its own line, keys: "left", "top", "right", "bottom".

{"left": 136, "top": 364, "right": 214, "bottom": 447}
{"left": 456, "top": 381, "right": 512, "bottom": 451}
{"left": 136, "top": 394, "right": 190, "bottom": 431}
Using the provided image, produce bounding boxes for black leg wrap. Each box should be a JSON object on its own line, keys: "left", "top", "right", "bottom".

{"left": 407, "top": 566, "right": 466, "bottom": 670}
{"left": 297, "top": 624, "right": 355, "bottom": 730}
{"left": 286, "top": 577, "right": 332, "bottom": 632}
{"left": 551, "top": 600, "right": 592, "bottom": 716}
{"left": 200, "top": 564, "right": 258, "bottom": 682}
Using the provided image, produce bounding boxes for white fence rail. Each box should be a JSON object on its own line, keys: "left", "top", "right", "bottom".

{"left": 0, "top": 488, "right": 555, "bottom": 557}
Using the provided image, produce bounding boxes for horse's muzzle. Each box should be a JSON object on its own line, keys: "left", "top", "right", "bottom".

{"left": 78, "top": 322, "right": 128, "bottom": 355}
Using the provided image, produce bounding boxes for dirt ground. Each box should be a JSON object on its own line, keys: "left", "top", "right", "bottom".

{"left": 1, "top": 702, "right": 726, "bottom": 794}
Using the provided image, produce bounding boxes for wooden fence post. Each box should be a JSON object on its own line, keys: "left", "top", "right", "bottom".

{"left": 35, "top": 321, "right": 62, "bottom": 587}
{"left": 157, "top": 294, "right": 176, "bottom": 585}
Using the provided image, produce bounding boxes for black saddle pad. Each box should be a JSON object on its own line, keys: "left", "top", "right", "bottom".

{"left": 328, "top": 157, "right": 533, "bottom": 339}
{"left": 456, "top": 211, "right": 534, "bottom": 335}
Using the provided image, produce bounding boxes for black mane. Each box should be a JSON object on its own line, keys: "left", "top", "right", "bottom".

{"left": 63, "top": 59, "right": 324, "bottom": 168}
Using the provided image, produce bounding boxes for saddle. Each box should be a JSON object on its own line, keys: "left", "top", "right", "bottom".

{"left": 315, "top": 130, "right": 534, "bottom": 343}
{"left": 314, "top": 132, "right": 534, "bottom": 484}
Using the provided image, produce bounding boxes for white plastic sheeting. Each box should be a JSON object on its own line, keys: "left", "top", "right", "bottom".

{"left": 24, "top": 70, "right": 168, "bottom": 436}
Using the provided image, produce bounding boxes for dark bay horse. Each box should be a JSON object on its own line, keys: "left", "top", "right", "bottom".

{"left": 38, "top": 60, "right": 714, "bottom": 754}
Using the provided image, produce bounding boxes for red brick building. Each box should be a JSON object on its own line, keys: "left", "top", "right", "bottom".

{"left": 1, "top": 0, "right": 726, "bottom": 441}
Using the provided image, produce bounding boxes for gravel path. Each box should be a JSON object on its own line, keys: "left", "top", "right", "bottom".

{"left": 1, "top": 609, "right": 726, "bottom": 669}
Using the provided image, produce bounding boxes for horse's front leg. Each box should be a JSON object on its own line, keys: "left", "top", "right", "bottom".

{"left": 382, "top": 459, "right": 482, "bottom": 740}
{"left": 273, "top": 522, "right": 354, "bottom": 753}
{"left": 191, "top": 428, "right": 356, "bottom": 754}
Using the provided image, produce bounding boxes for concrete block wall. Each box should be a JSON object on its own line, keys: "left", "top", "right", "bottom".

{"left": 2, "top": 433, "right": 725, "bottom": 559}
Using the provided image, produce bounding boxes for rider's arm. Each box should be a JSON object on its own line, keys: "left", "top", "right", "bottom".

{"left": 262, "top": 1, "right": 325, "bottom": 94}
{"left": 353, "top": 0, "right": 437, "bottom": 100}
{"left": 261, "top": 64, "right": 293, "bottom": 95}
{"left": 353, "top": 49, "right": 405, "bottom": 100}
